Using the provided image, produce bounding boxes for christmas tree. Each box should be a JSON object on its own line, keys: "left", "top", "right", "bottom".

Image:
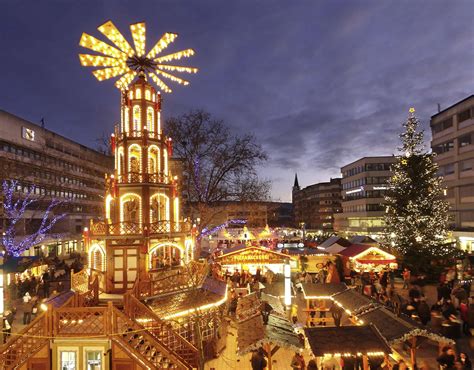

{"left": 384, "top": 108, "right": 456, "bottom": 272}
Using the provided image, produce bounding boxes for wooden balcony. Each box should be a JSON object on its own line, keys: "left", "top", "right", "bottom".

{"left": 114, "top": 127, "right": 165, "bottom": 142}
{"left": 116, "top": 172, "right": 170, "bottom": 184}
{"left": 90, "top": 220, "right": 191, "bottom": 237}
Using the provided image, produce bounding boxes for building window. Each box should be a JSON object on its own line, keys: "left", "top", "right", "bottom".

{"left": 458, "top": 109, "right": 472, "bottom": 123}
{"left": 459, "top": 134, "right": 472, "bottom": 147}
{"left": 433, "top": 141, "right": 454, "bottom": 155}
{"left": 433, "top": 117, "right": 453, "bottom": 134}
{"left": 86, "top": 350, "right": 102, "bottom": 370}
{"left": 60, "top": 351, "right": 77, "bottom": 370}
{"left": 461, "top": 160, "right": 473, "bottom": 172}
{"left": 136, "top": 88, "right": 142, "bottom": 99}
{"left": 133, "top": 106, "right": 141, "bottom": 131}
{"left": 147, "top": 107, "right": 154, "bottom": 132}
{"left": 145, "top": 89, "right": 151, "bottom": 100}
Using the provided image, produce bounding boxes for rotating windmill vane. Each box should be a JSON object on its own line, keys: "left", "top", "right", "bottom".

{"left": 79, "top": 20, "right": 197, "bottom": 92}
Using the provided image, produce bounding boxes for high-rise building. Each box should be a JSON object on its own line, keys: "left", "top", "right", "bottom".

{"left": 292, "top": 177, "right": 342, "bottom": 231}
{"left": 0, "top": 110, "right": 113, "bottom": 256}
{"left": 334, "top": 156, "right": 396, "bottom": 237}
{"left": 430, "top": 95, "right": 474, "bottom": 250}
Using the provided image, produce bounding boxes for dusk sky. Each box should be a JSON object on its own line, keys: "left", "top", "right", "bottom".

{"left": 1, "top": 1, "right": 473, "bottom": 201}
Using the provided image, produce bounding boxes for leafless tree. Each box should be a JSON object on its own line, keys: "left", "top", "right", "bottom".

{"left": 165, "top": 110, "right": 270, "bottom": 231}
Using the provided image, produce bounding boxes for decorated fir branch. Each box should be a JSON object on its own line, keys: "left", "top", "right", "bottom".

{"left": 2, "top": 179, "right": 66, "bottom": 257}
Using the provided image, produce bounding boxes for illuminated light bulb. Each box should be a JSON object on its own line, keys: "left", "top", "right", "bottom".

{"left": 98, "top": 20, "right": 135, "bottom": 57}
{"left": 147, "top": 32, "right": 178, "bottom": 59}
{"left": 154, "top": 49, "right": 195, "bottom": 63}
{"left": 154, "top": 69, "right": 189, "bottom": 85}
{"left": 148, "top": 72, "right": 172, "bottom": 93}
{"left": 79, "top": 21, "right": 197, "bottom": 91}
{"left": 155, "top": 64, "right": 198, "bottom": 74}
{"left": 130, "top": 22, "right": 146, "bottom": 57}
{"left": 79, "top": 33, "right": 126, "bottom": 60}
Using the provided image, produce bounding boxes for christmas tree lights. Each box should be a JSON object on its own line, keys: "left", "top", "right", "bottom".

{"left": 384, "top": 108, "right": 456, "bottom": 271}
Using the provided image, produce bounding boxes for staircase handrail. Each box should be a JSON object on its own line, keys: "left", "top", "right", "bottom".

{"left": 0, "top": 311, "right": 50, "bottom": 369}
{"left": 111, "top": 306, "right": 191, "bottom": 370}
{"left": 123, "top": 291, "right": 198, "bottom": 367}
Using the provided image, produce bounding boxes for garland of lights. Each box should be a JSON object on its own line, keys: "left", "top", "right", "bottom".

{"left": 2, "top": 180, "right": 67, "bottom": 257}
{"left": 199, "top": 219, "right": 247, "bottom": 239}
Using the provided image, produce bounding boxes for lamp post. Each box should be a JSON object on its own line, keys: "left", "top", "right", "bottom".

{"left": 284, "top": 260, "right": 292, "bottom": 320}
{"left": 0, "top": 252, "right": 4, "bottom": 344}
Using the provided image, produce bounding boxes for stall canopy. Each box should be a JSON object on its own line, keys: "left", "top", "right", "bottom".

{"left": 331, "top": 288, "right": 379, "bottom": 316}
{"left": 216, "top": 245, "right": 292, "bottom": 266}
{"left": 301, "top": 282, "right": 348, "bottom": 299}
{"left": 235, "top": 291, "right": 302, "bottom": 355}
{"left": 3, "top": 256, "right": 41, "bottom": 273}
{"left": 262, "top": 281, "right": 296, "bottom": 298}
{"left": 358, "top": 307, "right": 454, "bottom": 345}
{"left": 318, "top": 236, "right": 352, "bottom": 254}
{"left": 339, "top": 245, "right": 397, "bottom": 266}
{"left": 237, "top": 313, "right": 302, "bottom": 354}
{"left": 304, "top": 325, "right": 392, "bottom": 357}
{"left": 146, "top": 276, "right": 227, "bottom": 319}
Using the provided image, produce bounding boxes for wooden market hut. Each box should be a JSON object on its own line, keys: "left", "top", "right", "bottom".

{"left": 339, "top": 244, "right": 397, "bottom": 272}
{"left": 237, "top": 313, "right": 302, "bottom": 369}
{"left": 304, "top": 325, "right": 392, "bottom": 369}
{"left": 331, "top": 288, "right": 379, "bottom": 317}
{"left": 215, "top": 245, "right": 293, "bottom": 274}
{"left": 301, "top": 283, "right": 348, "bottom": 326}
{"left": 358, "top": 307, "right": 454, "bottom": 368}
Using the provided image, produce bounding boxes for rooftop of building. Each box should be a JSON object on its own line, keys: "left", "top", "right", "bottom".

{"left": 431, "top": 94, "right": 474, "bottom": 119}
{"left": 0, "top": 109, "right": 112, "bottom": 159}
{"left": 341, "top": 155, "right": 396, "bottom": 170}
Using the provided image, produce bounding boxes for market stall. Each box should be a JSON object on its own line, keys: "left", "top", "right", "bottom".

{"left": 215, "top": 245, "right": 294, "bottom": 274}
{"left": 301, "top": 283, "right": 348, "bottom": 326}
{"left": 236, "top": 292, "right": 303, "bottom": 370}
{"left": 339, "top": 244, "right": 397, "bottom": 272}
{"left": 304, "top": 325, "right": 392, "bottom": 369}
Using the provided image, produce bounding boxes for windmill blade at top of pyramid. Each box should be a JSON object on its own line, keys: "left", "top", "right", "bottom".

{"left": 130, "top": 22, "right": 146, "bottom": 57}
{"left": 146, "top": 32, "right": 178, "bottom": 59}
{"left": 98, "top": 20, "right": 135, "bottom": 57}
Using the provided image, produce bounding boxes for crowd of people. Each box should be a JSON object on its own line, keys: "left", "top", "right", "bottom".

{"left": 2, "top": 256, "right": 84, "bottom": 343}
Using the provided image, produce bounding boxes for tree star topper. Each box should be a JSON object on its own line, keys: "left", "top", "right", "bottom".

{"left": 79, "top": 20, "right": 198, "bottom": 92}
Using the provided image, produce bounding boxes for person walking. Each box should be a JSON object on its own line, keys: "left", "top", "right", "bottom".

{"left": 307, "top": 354, "right": 318, "bottom": 370}
{"left": 250, "top": 347, "right": 267, "bottom": 370}
{"left": 402, "top": 268, "right": 411, "bottom": 290}
{"left": 291, "top": 351, "right": 306, "bottom": 370}
{"left": 23, "top": 293, "right": 33, "bottom": 325}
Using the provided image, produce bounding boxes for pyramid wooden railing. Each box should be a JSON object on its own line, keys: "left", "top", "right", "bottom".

{"left": 0, "top": 302, "right": 192, "bottom": 370}
{"left": 123, "top": 292, "right": 198, "bottom": 368}
{"left": 0, "top": 312, "right": 50, "bottom": 369}
{"left": 132, "top": 262, "right": 208, "bottom": 299}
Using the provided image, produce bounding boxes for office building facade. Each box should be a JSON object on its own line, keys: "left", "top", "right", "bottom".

{"left": 430, "top": 95, "right": 474, "bottom": 250}
{"left": 0, "top": 110, "right": 114, "bottom": 256}
{"left": 292, "top": 176, "right": 342, "bottom": 231}
{"left": 334, "top": 156, "right": 396, "bottom": 237}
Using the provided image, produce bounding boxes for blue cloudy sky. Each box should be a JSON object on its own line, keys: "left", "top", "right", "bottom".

{"left": 1, "top": 0, "right": 473, "bottom": 201}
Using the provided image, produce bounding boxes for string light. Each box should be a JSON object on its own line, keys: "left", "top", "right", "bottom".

{"left": 2, "top": 180, "right": 66, "bottom": 257}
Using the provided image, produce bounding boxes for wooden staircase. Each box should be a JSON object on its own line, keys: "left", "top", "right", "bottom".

{"left": 124, "top": 292, "right": 199, "bottom": 368}
{"left": 112, "top": 307, "right": 191, "bottom": 369}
